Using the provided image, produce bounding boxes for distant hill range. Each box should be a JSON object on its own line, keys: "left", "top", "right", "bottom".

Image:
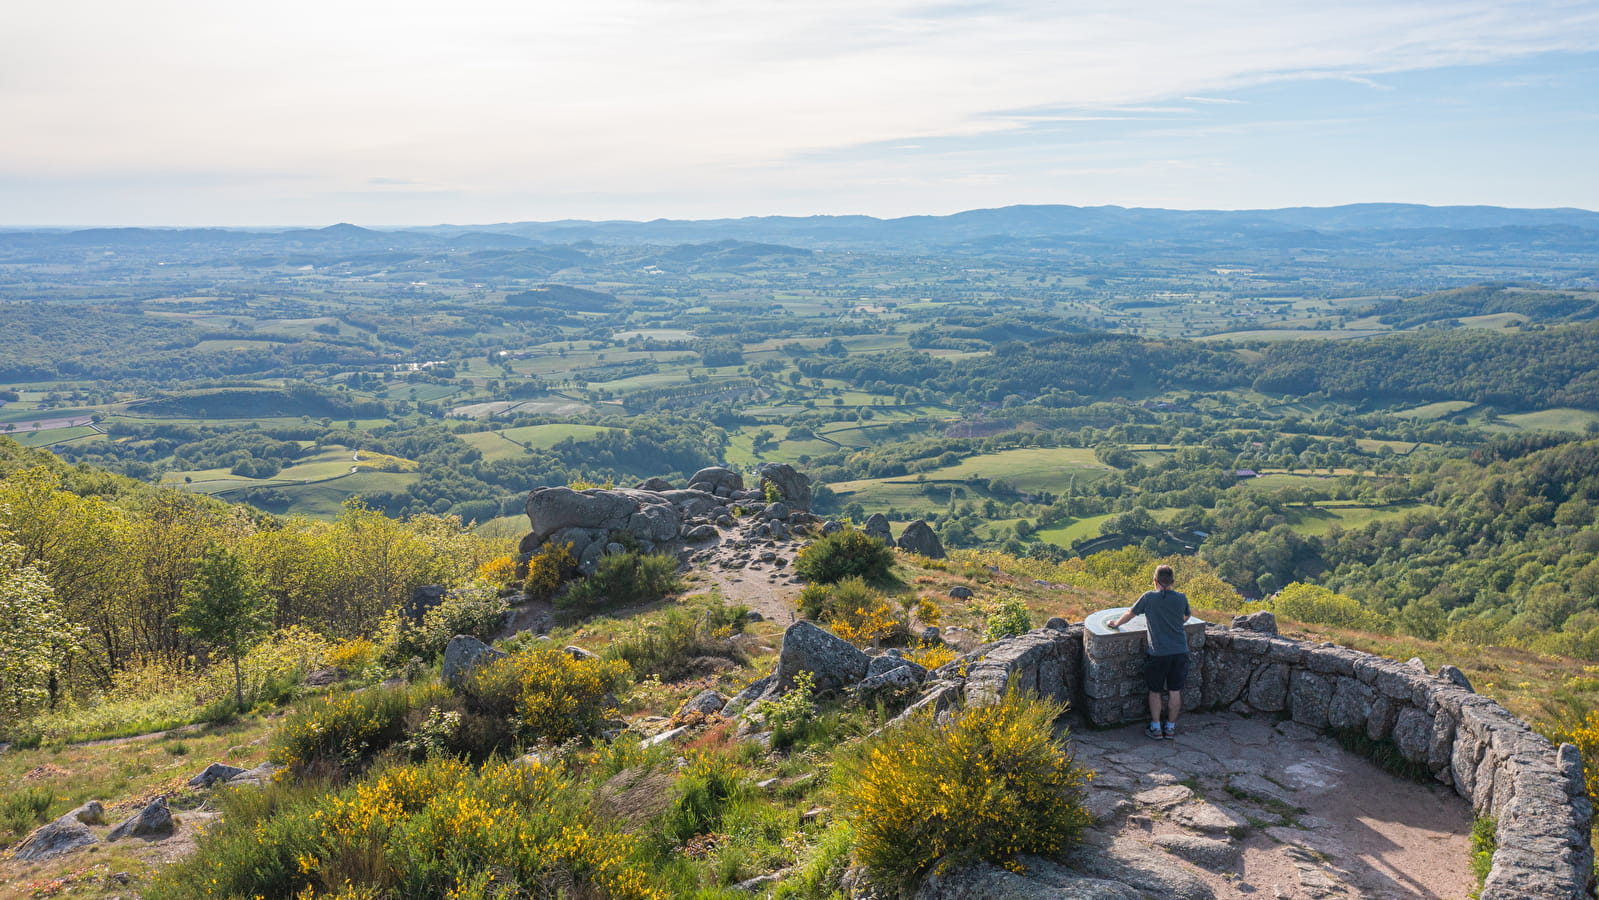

{"left": 417, "top": 203, "right": 1599, "bottom": 250}
{"left": 3, "top": 203, "right": 1597, "bottom": 256}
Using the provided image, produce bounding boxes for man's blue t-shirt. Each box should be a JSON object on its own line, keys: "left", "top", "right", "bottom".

{"left": 1131, "top": 588, "right": 1190, "bottom": 656}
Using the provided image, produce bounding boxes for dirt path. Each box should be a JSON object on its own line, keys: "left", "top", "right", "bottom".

{"left": 1075, "top": 713, "right": 1475, "bottom": 899}
{"left": 683, "top": 564, "right": 800, "bottom": 625}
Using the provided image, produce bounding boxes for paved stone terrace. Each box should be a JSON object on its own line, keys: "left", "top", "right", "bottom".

{"left": 1071, "top": 712, "right": 1475, "bottom": 900}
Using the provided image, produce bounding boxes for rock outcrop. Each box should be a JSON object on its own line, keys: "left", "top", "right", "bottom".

{"left": 442, "top": 634, "right": 506, "bottom": 685}
{"left": 14, "top": 813, "right": 98, "bottom": 861}
{"left": 896, "top": 520, "right": 945, "bottom": 558}
{"left": 188, "top": 763, "right": 246, "bottom": 787}
{"left": 776, "top": 620, "right": 870, "bottom": 692}
{"left": 108, "top": 797, "right": 174, "bottom": 841}
{"left": 861, "top": 513, "right": 893, "bottom": 543}
{"left": 757, "top": 463, "right": 812, "bottom": 511}
{"left": 687, "top": 466, "right": 744, "bottom": 497}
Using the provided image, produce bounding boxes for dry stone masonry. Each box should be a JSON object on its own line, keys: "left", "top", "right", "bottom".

{"left": 891, "top": 612, "right": 1594, "bottom": 900}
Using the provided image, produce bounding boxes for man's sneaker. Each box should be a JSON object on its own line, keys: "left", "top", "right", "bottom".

{"left": 1145, "top": 722, "right": 1164, "bottom": 740}
{"left": 1163, "top": 722, "right": 1177, "bottom": 739}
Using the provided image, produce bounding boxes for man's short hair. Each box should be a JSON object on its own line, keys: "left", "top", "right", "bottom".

{"left": 1154, "top": 564, "right": 1175, "bottom": 586}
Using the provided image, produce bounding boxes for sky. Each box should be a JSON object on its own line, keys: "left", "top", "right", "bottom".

{"left": 3, "top": 0, "right": 1599, "bottom": 226}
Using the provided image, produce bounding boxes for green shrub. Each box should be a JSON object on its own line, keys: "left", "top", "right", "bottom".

{"left": 523, "top": 541, "right": 576, "bottom": 602}
{"left": 794, "top": 527, "right": 895, "bottom": 585}
{"left": 765, "top": 671, "right": 817, "bottom": 749}
{"left": 603, "top": 601, "right": 749, "bottom": 681}
{"left": 1262, "top": 583, "right": 1386, "bottom": 631}
{"left": 796, "top": 576, "right": 883, "bottom": 623}
{"left": 660, "top": 752, "right": 750, "bottom": 845}
{"left": 836, "top": 691, "right": 1091, "bottom": 890}
{"left": 981, "top": 595, "right": 1033, "bottom": 640}
{"left": 388, "top": 589, "right": 509, "bottom": 662}
{"left": 1470, "top": 816, "right": 1496, "bottom": 895}
{"left": 773, "top": 820, "right": 855, "bottom": 900}
{"left": 271, "top": 682, "right": 440, "bottom": 775}
{"left": 462, "top": 648, "right": 631, "bottom": 744}
{"left": 561, "top": 550, "right": 684, "bottom": 612}
{"left": 1, "top": 785, "right": 55, "bottom": 840}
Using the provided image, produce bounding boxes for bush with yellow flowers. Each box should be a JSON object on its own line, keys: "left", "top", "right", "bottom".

{"left": 473, "top": 553, "right": 518, "bottom": 588}
{"left": 522, "top": 541, "right": 575, "bottom": 601}
{"left": 462, "top": 648, "right": 631, "bottom": 744}
{"left": 150, "top": 755, "right": 666, "bottom": 900}
{"left": 325, "top": 636, "right": 379, "bottom": 674}
{"left": 795, "top": 577, "right": 912, "bottom": 649}
{"left": 835, "top": 691, "right": 1092, "bottom": 890}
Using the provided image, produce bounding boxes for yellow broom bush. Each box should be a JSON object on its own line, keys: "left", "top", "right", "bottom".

{"left": 836, "top": 691, "right": 1091, "bottom": 889}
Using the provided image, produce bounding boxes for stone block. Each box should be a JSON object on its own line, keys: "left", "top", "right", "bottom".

{"left": 1204, "top": 651, "right": 1250, "bottom": 708}
{"left": 1429, "top": 710, "right": 1458, "bottom": 779}
{"left": 1304, "top": 646, "right": 1360, "bottom": 677}
{"left": 1288, "top": 669, "right": 1333, "bottom": 729}
{"left": 1265, "top": 639, "right": 1306, "bottom": 665}
{"left": 1228, "top": 633, "right": 1273, "bottom": 656}
{"left": 1366, "top": 696, "right": 1398, "bottom": 742}
{"left": 1246, "top": 662, "right": 1288, "bottom": 712}
{"left": 1328, "top": 676, "right": 1376, "bottom": 732}
{"left": 1451, "top": 724, "right": 1485, "bottom": 803}
{"left": 1394, "top": 707, "right": 1434, "bottom": 764}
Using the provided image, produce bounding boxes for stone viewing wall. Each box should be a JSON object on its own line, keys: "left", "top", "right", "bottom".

{"left": 956, "top": 617, "right": 1595, "bottom": 900}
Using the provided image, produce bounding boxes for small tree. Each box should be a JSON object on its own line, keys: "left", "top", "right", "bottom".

{"left": 173, "top": 545, "right": 272, "bottom": 710}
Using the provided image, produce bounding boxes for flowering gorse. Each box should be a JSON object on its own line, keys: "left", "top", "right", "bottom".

{"left": 836, "top": 691, "right": 1092, "bottom": 889}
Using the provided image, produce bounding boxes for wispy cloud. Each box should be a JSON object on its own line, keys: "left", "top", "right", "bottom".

{"left": 1, "top": 0, "right": 1597, "bottom": 222}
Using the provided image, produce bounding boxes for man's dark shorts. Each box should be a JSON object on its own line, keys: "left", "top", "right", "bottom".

{"left": 1146, "top": 652, "right": 1189, "bottom": 692}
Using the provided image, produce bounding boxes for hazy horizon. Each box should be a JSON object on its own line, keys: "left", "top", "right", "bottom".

{"left": 5, "top": 197, "right": 1599, "bottom": 233}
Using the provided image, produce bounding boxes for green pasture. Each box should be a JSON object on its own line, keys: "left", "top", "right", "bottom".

{"left": 275, "top": 450, "right": 367, "bottom": 481}
{"left": 11, "top": 425, "right": 100, "bottom": 447}
{"left": 590, "top": 372, "right": 690, "bottom": 394}
{"left": 381, "top": 383, "right": 464, "bottom": 402}
{"left": 1199, "top": 328, "right": 1389, "bottom": 342}
{"left": 929, "top": 447, "right": 1113, "bottom": 492}
{"left": 460, "top": 424, "right": 613, "bottom": 461}
{"left": 1237, "top": 473, "right": 1344, "bottom": 492}
{"left": 723, "top": 424, "right": 840, "bottom": 466}
{"left": 825, "top": 478, "right": 965, "bottom": 519}
{"left": 1035, "top": 514, "right": 1115, "bottom": 547}
{"left": 1283, "top": 502, "right": 1439, "bottom": 537}
{"left": 615, "top": 328, "right": 695, "bottom": 342}
{"left": 264, "top": 471, "right": 422, "bottom": 519}
{"left": 816, "top": 420, "right": 937, "bottom": 449}
{"left": 190, "top": 339, "right": 287, "bottom": 352}
{"left": 1394, "top": 400, "right": 1474, "bottom": 420}
{"left": 0, "top": 405, "right": 97, "bottom": 424}
{"left": 1488, "top": 408, "right": 1599, "bottom": 434}
{"left": 1355, "top": 438, "right": 1419, "bottom": 454}
{"left": 1457, "top": 313, "right": 1528, "bottom": 330}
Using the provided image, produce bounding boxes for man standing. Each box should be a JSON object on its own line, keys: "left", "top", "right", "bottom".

{"left": 1109, "top": 564, "right": 1190, "bottom": 739}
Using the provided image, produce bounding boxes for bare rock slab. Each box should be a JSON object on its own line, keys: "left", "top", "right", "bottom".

{"left": 13, "top": 815, "right": 98, "bottom": 861}
{"left": 1153, "top": 834, "right": 1242, "bottom": 870}
{"left": 915, "top": 858, "right": 1145, "bottom": 900}
{"left": 1168, "top": 800, "right": 1250, "bottom": 835}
